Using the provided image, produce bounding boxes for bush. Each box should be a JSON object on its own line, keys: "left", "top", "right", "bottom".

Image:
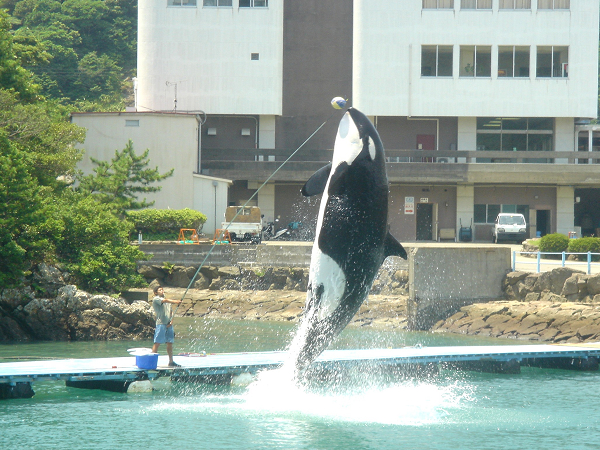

{"left": 538, "top": 233, "right": 569, "bottom": 259}
{"left": 567, "top": 237, "right": 600, "bottom": 262}
{"left": 56, "top": 194, "right": 148, "bottom": 293}
{"left": 126, "top": 208, "right": 207, "bottom": 238}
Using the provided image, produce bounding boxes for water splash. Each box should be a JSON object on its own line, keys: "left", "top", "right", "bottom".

{"left": 240, "top": 365, "right": 475, "bottom": 426}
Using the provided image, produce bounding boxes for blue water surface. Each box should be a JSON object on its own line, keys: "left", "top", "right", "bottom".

{"left": 1, "top": 318, "right": 599, "bottom": 450}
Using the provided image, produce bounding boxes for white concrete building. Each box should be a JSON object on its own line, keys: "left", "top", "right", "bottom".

{"left": 74, "top": 0, "right": 600, "bottom": 242}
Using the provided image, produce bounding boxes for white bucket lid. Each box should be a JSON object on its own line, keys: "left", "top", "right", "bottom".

{"left": 127, "top": 348, "right": 153, "bottom": 356}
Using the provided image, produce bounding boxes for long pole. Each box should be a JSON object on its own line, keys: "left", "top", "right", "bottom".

{"left": 172, "top": 110, "right": 340, "bottom": 315}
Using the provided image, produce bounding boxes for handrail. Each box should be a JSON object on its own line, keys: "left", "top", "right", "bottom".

{"left": 512, "top": 251, "right": 600, "bottom": 274}
{"left": 201, "top": 148, "right": 600, "bottom": 164}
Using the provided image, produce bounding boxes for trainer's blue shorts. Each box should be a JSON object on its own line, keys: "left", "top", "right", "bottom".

{"left": 154, "top": 324, "right": 174, "bottom": 344}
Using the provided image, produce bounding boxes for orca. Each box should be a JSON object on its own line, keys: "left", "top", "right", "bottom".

{"left": 289, "top": 107, "right": 407, "bottom": 375}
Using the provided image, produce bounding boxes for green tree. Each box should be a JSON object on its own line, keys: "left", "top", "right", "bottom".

{"left": 0, "top": 9, "right": 39, "bottom": 100}
{"left": 55, "top": 192, "right": 147, "bottom": 293}
{"left": 0, "top": 134, "right": 45, "bottom": 287}
{"left": 0, "top": 8, "right": 148, "bottom": 293}
{"left": 77, "top": 140, "right": 174, "bottom": 215}
{"left": 7, "top": 0, "right": 137, "bottom": 107}
{"left": 15, "top": 21, "right": 81, "bottom": 99}
{"left": 73, "top": 51, "right": 122, "bottom": 101}
{"left": 0, "top": 89, "right": 85, "bottom": 186}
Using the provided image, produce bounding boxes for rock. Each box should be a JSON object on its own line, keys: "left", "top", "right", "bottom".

{"left": 200, "top": 266, "right": 219, "bottom": 279}
{"left": 137, "top": 265, "right": 166, "bottom": 280}
{"left": 1, "top": 283, "right": 154, "bottom": 342}
{"left": 587, "top": 274, "right": 600, "bottom": 295}
{"left": 561, "top": 275, "right": 579, "bottom": 296}
{"left": 0, "top": 287, "right": 35, "bottom": 311}
{"left": 165, "top": 266, "right": 199, "bottom": 288}
{"left": 218, "top": 266, "right": 241, "bottom": 278}
{"left": 548, "top": 267, "right": 585, "bottom": 295}
{"left": 524, "top": 292, "right": 541, "bottom": 302}
{"left": 33, "top": 263, "right": 67, "bottom": 296}
{"left": 192, "top": 273, "right": 211, "bottom": 289}
{"left": 504, "top": 272, "right": 529, "bottom": 286}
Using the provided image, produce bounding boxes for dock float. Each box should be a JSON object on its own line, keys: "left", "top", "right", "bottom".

{"left": 1, "top": 344, "right": 599, "bottom": 399}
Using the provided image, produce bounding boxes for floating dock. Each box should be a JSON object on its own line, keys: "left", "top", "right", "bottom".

{"left": 1, "top": 344, "right": 600, "bottom": 399}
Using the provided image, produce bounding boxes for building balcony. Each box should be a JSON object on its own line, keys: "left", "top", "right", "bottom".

{"left": 200, "top": 149, "right": 600, "bottom": 186}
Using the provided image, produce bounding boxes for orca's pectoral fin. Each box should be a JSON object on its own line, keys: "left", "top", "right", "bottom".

{"left": 302, "top": 163, "right": 332, "bottom": 197}
{"left": 384, "top": 231, "right": 407, "bottom": 260}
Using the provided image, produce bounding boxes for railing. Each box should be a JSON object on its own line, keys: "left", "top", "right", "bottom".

{"left": 512, "top": 251, "right": 600, "bottom": 274}
{"left": 202, "top": 148, "right": 600, "bottom": 165}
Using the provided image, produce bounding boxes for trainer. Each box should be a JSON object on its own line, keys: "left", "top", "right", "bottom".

{"left": 151, "top": 286, "right": 182, "bottom": 367}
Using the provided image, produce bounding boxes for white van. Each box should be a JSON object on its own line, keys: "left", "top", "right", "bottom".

{"left": 492, "top": 213, "right": 527, "bottom": 244}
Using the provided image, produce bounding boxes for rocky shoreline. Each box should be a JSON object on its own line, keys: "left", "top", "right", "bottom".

{"left": 3, "top": 262, "right": 600, "bottom": 345}
{"left": 167, "top": 287, "right": 410, "bottom": 330}
{"left": 0, "top": 264, "right": 155, "bottom": 341}
{"left": 161, "top": 266, "right": 600, "bottom": 345}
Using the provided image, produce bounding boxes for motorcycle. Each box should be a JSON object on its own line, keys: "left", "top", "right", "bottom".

{"left": 262, "top": 219, "right": 289, "bottom": 240}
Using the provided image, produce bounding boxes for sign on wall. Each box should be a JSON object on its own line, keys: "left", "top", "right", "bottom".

{"left": 405, "top": 196, "right": 414, "bottom": 214}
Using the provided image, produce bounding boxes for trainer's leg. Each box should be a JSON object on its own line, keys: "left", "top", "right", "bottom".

{"left": 166, "top": 342, "right": 173, "bottom": 364}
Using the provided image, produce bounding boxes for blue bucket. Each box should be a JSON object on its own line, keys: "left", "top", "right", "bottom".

{"left": 135, "top": 353, "right": 159, "bottom": 370}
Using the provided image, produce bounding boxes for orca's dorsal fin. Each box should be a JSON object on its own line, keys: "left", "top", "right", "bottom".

{"left": 384, "top": 231, "right": 407, "bottom": 260}
{"left": 302, "top": 163, "right": 332, "bottom": 197}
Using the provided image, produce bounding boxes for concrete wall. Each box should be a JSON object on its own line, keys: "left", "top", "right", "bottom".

{"left": 556, "top": 185, "right": 575, "bottom": 235}
{"left": 388, "top": 185, "right": 458, "bottom": 243}
{"left": 408, "top": 246, "right": 511, "bottom": 329}
{"left": 193, "top": 174, "right": 231, "bottom": 235}
{"left": 138, "top": 243, "right": 313, "bottom": 267}
{"left": 137, "top": 0, "right": 283, "bottom": 115}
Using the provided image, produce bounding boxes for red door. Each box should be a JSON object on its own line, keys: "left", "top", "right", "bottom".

{"left": 417, "top": 134, "right": 435, "bottom": 162}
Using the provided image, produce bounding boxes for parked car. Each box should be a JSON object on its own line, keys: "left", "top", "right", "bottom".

{"left": 492, "top": 213, "right": 527, "bottom": 244}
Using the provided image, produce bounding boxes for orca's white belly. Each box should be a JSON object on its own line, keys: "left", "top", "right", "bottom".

{"left": 307, "top": 247, "right": 346, "bottom": 321}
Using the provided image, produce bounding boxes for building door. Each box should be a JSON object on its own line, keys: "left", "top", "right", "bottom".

{"left": 416, "top": 203, "right": 434, "bottom": 240}
{"left": 536, "top": 210, "right": 551, "bottom": 237}
{"left": 417, "top": 134, "right": 435, "bottom": 162}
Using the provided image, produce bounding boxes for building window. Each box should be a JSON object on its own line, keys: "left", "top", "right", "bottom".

{"left": 499, "top": 0, "right": 531, "bottom": 8}
{"left": 421, "top": 45, "right": 453, "bottom": 77}
{"left": 461, "top": 0, "right": 492, "bottom": 9}
{"left": 203, "top": 0, "right": 231, "bottom": 6}
{"left": 239, "top": 0, "right": 268, "bottom": 6}
{"left": 538, "top": 0, "right": 570, "bottom": 9}
{"left": 498, "top": 46, "right": 530, "bottom": 77}
{"left": 536, "top": 46, "right": 568, "bottom": 78}
{"left": 476, "top": 118, "right": 554, "bottom": 161}
{"left": 423, "top": 0, "right": 454, "bottom": 9}
{"left": 475, "top": 204, "right": 529, "bottom": 224}
{"left": 459, "top": 46, "right": 491, "bottom": 77}
{"left": 168, "top": 0, "right": 197, "bottom": 5}
{"left": 125, "top": 120, "right": 140, "bottom": 127}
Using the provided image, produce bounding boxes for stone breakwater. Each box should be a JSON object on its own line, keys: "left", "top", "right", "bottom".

{"left": 164, "top": 266, "right": 600, "bottom": 344}
{"left": 165, "top": 288, "right": 410, "bottom": 330}
{"left": 432, "top": 267, "right": 600, "bottom": 344}
{"left": 6, "top": 261, "right": 600, "bottom": 344}
{"left": 138, "top": 264, "right": 409, "bottom": 296}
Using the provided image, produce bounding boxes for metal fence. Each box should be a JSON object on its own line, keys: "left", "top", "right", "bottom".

{"left": 512, "top": 251, "right": 600, "bottom": 274}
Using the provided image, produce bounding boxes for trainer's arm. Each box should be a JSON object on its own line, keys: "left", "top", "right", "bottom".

{"left": 161, "top": 299, "right": 183, "bottom": 305}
